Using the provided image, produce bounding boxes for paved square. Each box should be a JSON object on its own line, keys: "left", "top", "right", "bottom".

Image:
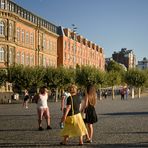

{"left": 0, "top": 96, "right": 148, "bottom": 147}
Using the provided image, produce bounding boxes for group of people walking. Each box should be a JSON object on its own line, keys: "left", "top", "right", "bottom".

{"left": 60, "top": 84, "right": 98, "bottom": 145}
{"left": 23, "top": 84, "right": 98, "bottom": 146}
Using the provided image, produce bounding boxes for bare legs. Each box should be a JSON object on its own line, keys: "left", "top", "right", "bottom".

{"left": 87, "top": 123, "right": 93, "bottom": 141}
{"left": 37, "top": 108, "right": 51, "bottom": 130}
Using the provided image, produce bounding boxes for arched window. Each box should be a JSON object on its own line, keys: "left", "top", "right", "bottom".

{"left": 0, "top": 21, "right": 5, "bottom": 35}
{"left": 0, "top": 47, "right": 4, "bottom": 62}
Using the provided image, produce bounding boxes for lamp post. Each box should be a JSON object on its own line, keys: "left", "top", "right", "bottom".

{"left": 72, "top": 24, "right": 77, "bottom": 68}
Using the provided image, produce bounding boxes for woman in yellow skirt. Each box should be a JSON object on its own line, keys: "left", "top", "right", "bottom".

{"left": 60, "top": 84, "right": 89, "bottom": 145}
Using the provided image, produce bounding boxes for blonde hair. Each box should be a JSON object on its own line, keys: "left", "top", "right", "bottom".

{"left": 87, "top": 85, "right": 97, "bottom": 106}
{"left": 69, "top": 84, "right": 77, "bottom": 95}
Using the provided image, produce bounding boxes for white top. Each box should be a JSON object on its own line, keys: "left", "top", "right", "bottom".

{"left": 63, "top": 92, "right": 71, "bottom": 108}
{"left": 37, "top": 93, "right": 48, "bottom": 109}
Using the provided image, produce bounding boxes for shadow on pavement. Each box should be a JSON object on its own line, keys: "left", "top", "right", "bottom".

{"left": 101, "top": 112, "right": 148, "bottom": 116}
{"left": 0, "top": 142, "right": 148, "bottom": 147}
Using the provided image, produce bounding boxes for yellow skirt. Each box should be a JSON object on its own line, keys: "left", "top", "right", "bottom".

{"left": 61, "top": 113, "right": 88, "bottom": 138}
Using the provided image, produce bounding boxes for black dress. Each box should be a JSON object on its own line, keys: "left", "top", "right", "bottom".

{"left": 84, "top": 104, "right": 98, "bottom": 124}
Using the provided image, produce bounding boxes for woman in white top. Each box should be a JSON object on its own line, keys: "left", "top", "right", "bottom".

{"left": 37, "top": 86, "right": 52, "bottom": 131}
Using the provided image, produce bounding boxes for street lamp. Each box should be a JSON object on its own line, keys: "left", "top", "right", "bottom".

{"left": 71, "top": 24, "right": 77, "bottom": 68}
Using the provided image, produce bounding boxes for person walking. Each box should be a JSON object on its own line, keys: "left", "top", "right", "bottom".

{"left": 83, "top": 84, "right": 98, "bottom": 143}
{"left": 120, "top": 87, "right": 125, "bottom": 100}
{"left": 60, "top": 84, "right": 88, "bottom": 146}
{"left": 60, "top": 90, "right": 71, "bottom": 129}
{"left": 23, "top": 89, "right": 30, "bottom": 109}
{"left": 36, "top": 86, "right": 52, "bottom": 131}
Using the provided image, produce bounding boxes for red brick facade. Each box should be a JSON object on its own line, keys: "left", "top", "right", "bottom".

{"left": 58, "top": 28, "right": 105, "bottom": 70}
{"left": 0, "top": 0, "right": 105, "bottom": 71}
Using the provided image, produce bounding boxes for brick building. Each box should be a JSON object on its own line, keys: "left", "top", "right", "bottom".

{"left": 58, "top": 27, "right": 105, "bottom": 70}
{"left": 0, "top": 0, "right": 105, "bottom": 71}
{"left": 0, "top": 0, "right": 58, "bottom": 68}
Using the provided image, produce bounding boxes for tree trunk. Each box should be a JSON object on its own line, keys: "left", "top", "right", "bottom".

{"left": 112, "top": 86, "right": 115, "bottom": 100}
{"left": 131, "top": 87, "right": 134, "bottom": 99}
{"left": 99, "top": 85, "right": 102, "bottom": 100}
{"left": 138, "top": 87, "right": 141, "bottom": 98}
{"left": 55, "top": 88, "right": 58, "bottom": 102}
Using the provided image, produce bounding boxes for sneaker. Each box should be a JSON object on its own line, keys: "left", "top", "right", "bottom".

{"left": 59, "top": 122, "right": 64, "bottom": 129}
{"left": 38, "top": 127, "right": 44, "bottom": 131}
{"left": 47, "top": 126, "right": 52, "bottom": 130}
{"left": 85, "top": 139, "right": 92, "bottom": 143}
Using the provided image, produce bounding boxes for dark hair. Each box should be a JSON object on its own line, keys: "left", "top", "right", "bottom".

{"left": 39, "top": 86, "right": 47, "bottom": 94}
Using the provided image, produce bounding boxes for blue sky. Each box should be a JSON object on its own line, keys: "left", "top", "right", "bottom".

{"left": 13, "top": 0, "right": 148, "bottom": 62}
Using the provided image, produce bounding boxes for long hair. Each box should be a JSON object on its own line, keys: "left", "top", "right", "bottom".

{"left": 87, "top": 84, "right": 97, "bottom": 106}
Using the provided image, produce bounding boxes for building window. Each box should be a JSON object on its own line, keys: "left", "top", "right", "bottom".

{"left": 1, "top": 0, "right": 5, "bottom": 9}
{"left": 26, "top": 32, "right": 29, "bottom": 44}
{"left": 9, "top": 23, "right": 12, "bottom": 37}
{"left": 21, "top": 52, "right": 24, "bottom": 65}
{"left": 22, "top": 29, "right": 25, "bottom": 43}
{"left": 30, "top": 32, "right": 34, "bottom": 45}
{"left": 26, "top": 54, "right": 30, "bottom": 65}
{"left": 0, "top": 21, "right": 5, "bottom": 36}
{"left": 16, "top": 52, "right": 21, "bottom": 64}
{"left": 16, "top": 28, "right": 20, "bottom": 41}
{"left": 43, "top": 57, "right": 46, "bottom": 67}
{"left": 48, "top": 40, "right": 51, "bottom": 50}
{"left": 9, "top": 49, "right": 13, "bottom": 64}
{"left": 30, "top": 55, "right": 34, "bottom": 66}
{"left": 43, "top": 35, "right": 46, "bottom": 49}
{"left": 0, "top": 47, "right": 4, "bottom": 62}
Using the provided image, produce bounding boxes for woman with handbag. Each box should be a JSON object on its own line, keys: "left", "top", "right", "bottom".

{"left": 60, "top": 84, "right": 88, "bottom": 146}
{"left": 83, "top": 84, "right": 98, "bottom": 143}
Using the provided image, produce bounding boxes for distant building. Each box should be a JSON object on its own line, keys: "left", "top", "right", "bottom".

{"left": 112, "top": 48, "right": 136, "bottom": 69}
{"left": 105, "top": 57, "right": 112, "bottom": 70}
{"left": 137, "top": 57, "right": 148, "bottom": 70}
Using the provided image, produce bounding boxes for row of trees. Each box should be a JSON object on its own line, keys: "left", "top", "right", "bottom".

{"left": 0, "top": 61, "right": 148, "bottom": 100}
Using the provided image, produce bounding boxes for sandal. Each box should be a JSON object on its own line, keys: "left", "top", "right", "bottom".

{"left": 60, "top": 142, "right": 67, "bottom": 145}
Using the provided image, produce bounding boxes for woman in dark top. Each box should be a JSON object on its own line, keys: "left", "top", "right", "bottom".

{"left": 83, "top": 84, "right": 98, "bottom": 143}
{"left": 23, "top": 89, "right": 30, "bottom": 109}
{"left": 60, "top": 84, "right": 88, "bottom": 146}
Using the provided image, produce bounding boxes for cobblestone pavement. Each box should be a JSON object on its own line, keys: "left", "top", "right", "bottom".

{"left": 0, "top": 96, "right": 148, "bottom": 148}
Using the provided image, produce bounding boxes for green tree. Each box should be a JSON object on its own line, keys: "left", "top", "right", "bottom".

{"left": 76, "top": 65, "right": 98, "bottom": 88}
{"left": 107, "top": 60, "right": 126, "bottom": 73}
{"left": 29, "top": 66, "right": 45, "bottom": 92}
{"left": 8, "top": 65, "right": 25, "bottom": 92}
{"left": 107, "top": 71, "right": 121, "bottom": 99}
{"left": 125, "top": 68, "right": 147, "bottom": 98}
{"left": 0, "top": 69, "right": 7, "bottom": 87}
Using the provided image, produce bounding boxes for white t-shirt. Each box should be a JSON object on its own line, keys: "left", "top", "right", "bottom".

{"left": 63, "top": 92, "right": 71, "bottom": 108}
{"left": 37, "top": 93, "right": 48, "bottom": 109}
